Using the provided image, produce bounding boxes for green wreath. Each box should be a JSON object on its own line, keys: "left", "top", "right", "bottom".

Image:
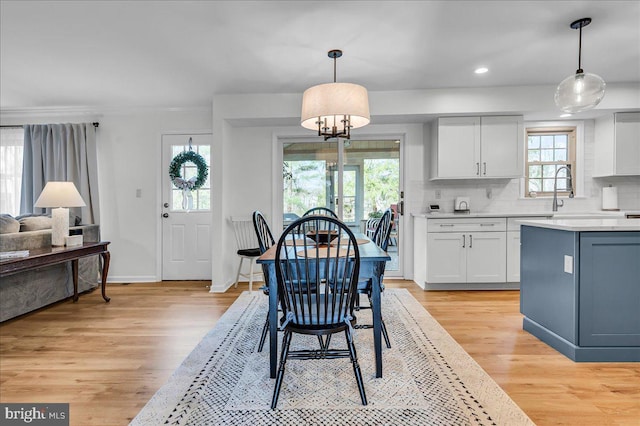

{"left": 169, "top": 150, "right": 209, "bottom": 190}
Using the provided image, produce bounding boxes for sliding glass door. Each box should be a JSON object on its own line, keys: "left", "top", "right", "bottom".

{"left": 282, "top": 138, "right": 402, "bottom": 275}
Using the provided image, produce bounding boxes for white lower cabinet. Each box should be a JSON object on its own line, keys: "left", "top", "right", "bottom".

{"left": 426, "top": 233, "right": 467, "bottom": 282}
{"left": 506, "top": 231, "right": 521, "bottom": 282}
{"left": 426, "top": 218, "right": 506, "bottom": 284}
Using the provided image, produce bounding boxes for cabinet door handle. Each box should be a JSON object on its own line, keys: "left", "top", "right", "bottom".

{"left": 476, "top": 162, "right": 480, "bottom": 176}
{"left": 483, "top": 162, "right": 487, "bottom": 175}
{"left": 480, "top": 223, "right": 495, "bottom": 227}
{"left": 462, "top": 235, "right": 465, "bottom": 248}
{"left": 469, "top": 234, "right": 473, "bottom": 248}
{"left": 439, "top": 224, "right": 454, "bottom": 227}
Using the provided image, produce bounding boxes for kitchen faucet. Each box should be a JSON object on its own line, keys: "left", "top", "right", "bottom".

{"left": 552, "top": 165, "right": 574, "bottom": 212}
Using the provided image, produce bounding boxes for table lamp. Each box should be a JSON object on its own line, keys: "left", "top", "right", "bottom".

{"left": 34, "top": 181, "right": 86, "bottom": 246}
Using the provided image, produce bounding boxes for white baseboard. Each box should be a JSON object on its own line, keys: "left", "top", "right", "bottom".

{"left": 106, "top": 275, "right": 159, "bottom": 283}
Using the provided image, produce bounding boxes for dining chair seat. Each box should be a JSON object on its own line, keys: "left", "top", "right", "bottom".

{"left": 238, "top": 247, "right": 261, "bottom": 257}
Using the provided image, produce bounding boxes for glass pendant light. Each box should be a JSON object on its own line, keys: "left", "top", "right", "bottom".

{"left": 555, "top": 17, "right": 606, "bottom": 113}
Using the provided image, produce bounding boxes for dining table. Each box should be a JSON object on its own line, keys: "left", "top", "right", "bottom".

{"left": 256, "top": 232, "right": 391, "bottom": 379}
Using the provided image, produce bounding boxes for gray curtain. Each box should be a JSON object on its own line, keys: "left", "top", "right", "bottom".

{"left": 20, "top": 123, "right": 100, "bottom": 224}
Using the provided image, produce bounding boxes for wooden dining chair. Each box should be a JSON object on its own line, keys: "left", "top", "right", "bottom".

{"left": 230, "top": 216, "right": 262, "bottom": 292}
{"left": 271, "top": 215, "right": 367, "bottom": 409}
{"left": 355, "top": 208, "right": 393, "bottom": 348}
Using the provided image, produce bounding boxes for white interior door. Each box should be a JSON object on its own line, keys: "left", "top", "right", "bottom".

{"left": 161, "top": 133, "right": 212, "bottom": 280}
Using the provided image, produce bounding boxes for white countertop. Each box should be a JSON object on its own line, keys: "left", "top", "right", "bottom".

{"left": 412, "top": 211, "right": 626, "bottom": 219}
{"left": 518, "top": 218, "right": 640, "bottom": 231}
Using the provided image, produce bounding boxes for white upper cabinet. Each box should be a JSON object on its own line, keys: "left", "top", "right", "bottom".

{"left": 594, "top": 112, "right": 640, "bottom": 177}
{"left": 430, "top": 115, "right": 523, "bottom": 179}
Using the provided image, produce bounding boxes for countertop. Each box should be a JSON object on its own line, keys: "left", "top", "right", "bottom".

{"left": 412, "top": 211, "right": 626, "bottom": 219}
{"left": 518, "top": 218, "right": 640, "bottom": 232}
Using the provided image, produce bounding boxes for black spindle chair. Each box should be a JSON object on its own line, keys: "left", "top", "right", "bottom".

{"left": 271, "top": 215, "right": 367, "bottom": 409}
{"left": 252, "top": 210, "right": 276, "bottom": 352}
{"left": 302, "top": 206, "right": 338, "bottom": 218}
{"left": 355, "top": 208, "right": 393, "bottom": 348}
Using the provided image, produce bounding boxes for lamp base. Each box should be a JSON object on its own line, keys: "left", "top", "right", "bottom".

{"left": 51, "top": 207, "right": 69, "bottom": 246}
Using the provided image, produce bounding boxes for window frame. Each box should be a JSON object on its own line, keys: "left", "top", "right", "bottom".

{"left": 522, "top": 121, "right": 584, "bottom": 199}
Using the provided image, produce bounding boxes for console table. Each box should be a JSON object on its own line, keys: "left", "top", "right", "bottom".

{"left": 0, "top": 241, "right": 111, "bottom": 303}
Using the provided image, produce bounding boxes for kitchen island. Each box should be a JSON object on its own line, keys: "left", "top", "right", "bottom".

{"left": 519, "top": 218, "right": 640, "bottom": 362}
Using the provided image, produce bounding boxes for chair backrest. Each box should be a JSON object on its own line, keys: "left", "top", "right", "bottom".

{"left": 302, "top": 207, "right": 338, "bottom": 218}
{"left": 276, "top": 215, "right": 360, "bottom": 328}
{"left": 372, "top": 208, "right": 394, "bottom": 251}
{"left": 252, "top": 211, "right": 275, "bottom": 254}
{"left": 230, "top": 216, "right": 259, "bottom": 251}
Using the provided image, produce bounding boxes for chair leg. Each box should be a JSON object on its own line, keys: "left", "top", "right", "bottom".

{"left": 258, "top": 314, "right": 269, "bottom": 352}
{"left": 368, "top": 293, "right": 391, "bottom": 348}
{"left": 381, "top": 319, "right": 392, "bottom": 349}
{"left": 271, "top": 329, "right": 293, "bottom": 410}
{"left": 345, "top": 329, "right": 367, "bottom": 406}
{"left": 234, "top": 257, "right": 244, "bottom": 288}
{"left": 248, "top": 257, "right": 255, "bottom": 292}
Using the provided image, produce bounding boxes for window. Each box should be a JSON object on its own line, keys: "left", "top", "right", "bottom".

{"left": 0, "top": 127, "right": 24, "bottom": 216}
{"left": 525, "top": 127, "right": 576, "bottom": 198}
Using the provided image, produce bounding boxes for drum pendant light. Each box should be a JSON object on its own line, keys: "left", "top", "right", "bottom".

{"left": 555, "top": 17, "right": 606, "bottom": 113}
{"left": 301, "top": 50, "right": 370, "bottom": 140}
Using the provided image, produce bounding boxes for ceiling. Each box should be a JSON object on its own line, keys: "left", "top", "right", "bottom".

{"left": 1, "top": 1, "right": 639, "bottom": 111}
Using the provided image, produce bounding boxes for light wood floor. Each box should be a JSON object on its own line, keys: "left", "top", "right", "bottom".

{"left": 1, "top": 280, "right": 638, "bottom": 425}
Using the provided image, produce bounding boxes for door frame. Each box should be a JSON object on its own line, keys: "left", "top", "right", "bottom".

{"left": 274, "top": 132, "right": 405, "bottom": 277}
{"left": 156, "top": 130, "right": 213, "bottom": 281}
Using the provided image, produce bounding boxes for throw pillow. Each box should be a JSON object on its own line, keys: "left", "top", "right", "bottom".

{"left": 0, "top": 214, "right": 20, "bottom": 234}
{"left": 18, "top": 215, "right": 52, "bottom": 232}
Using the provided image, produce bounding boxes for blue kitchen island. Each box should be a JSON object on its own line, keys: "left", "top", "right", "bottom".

{"left": 519, "top": 218, "right": 640, "bottom": 362}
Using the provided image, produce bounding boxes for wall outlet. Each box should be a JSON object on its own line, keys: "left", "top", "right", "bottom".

{"left": 435, "top": 189, "right": 441, "bottom": 199}
{"left": 564, "top": 255, "right": 573, "bottom": 274}
{"left": 136, "top": 188, "right": 142, "bottom": 198}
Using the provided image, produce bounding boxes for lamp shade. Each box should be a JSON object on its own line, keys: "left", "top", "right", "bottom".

{"left": 554, "top": 71, "right": 606, "bottom": 113}
{"left": 34, "top": 181, "right": 86, "bottom": 208}
{"left": 301, "top": 82, "right": 370, "bottom": 131}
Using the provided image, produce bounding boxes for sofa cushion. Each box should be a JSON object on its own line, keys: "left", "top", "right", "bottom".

{"left": 16, "top": 212, "right": 81, "bottom": 229}
{"left": 0, "top": 214, "right": 20, "bottom": 234}
{"left": 18, "top": 215, "right": 52, "bottom": 232}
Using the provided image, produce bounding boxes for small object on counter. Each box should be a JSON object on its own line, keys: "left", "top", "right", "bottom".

{"left": 602, "top": 186, "right": 619, "bottom": 211}
{"left": 454, "top": 197, "right": 470, "bottom": 213}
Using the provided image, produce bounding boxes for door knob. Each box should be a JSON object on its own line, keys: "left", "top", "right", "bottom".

{"left": 162, "top": 213, "right": 169, "bottom": 218}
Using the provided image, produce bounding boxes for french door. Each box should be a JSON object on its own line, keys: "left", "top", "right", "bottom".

{"left": 281, "top": 138, "right": 402, "bottom": 275}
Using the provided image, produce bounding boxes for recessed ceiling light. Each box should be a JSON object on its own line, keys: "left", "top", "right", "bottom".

{"left": 560, "top": 113, "right": 572, "bottom": 118}
{"left": 474, "top": 67, "right": 489, "bottom": 74}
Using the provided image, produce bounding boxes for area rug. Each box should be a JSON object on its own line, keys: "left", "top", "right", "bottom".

{"left": 131, "top": 289, "right": 535, "bottom": 425}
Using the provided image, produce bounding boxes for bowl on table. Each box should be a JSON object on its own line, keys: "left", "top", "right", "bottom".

{"left": 305, "top": 230, "right": 339, "bottom": 245}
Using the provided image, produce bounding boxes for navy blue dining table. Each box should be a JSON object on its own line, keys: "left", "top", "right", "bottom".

{"left": 256, "top": 233, "right": 391, "bottom": 379}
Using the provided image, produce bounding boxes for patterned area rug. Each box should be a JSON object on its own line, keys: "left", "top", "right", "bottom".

{"left": 131, "top": 289, "right": 535, "bottom": 425}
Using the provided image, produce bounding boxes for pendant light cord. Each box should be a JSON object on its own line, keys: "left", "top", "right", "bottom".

{"left": 577, "top": 24, "right": 583, "bottom": 73}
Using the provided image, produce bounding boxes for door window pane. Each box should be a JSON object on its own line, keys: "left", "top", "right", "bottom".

{"left": 170, "top": 144, "right": 210, "bottom": 211}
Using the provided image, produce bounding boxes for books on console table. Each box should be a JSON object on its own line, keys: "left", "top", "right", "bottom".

{"left": 0, "top": 250, "right": 30, "bottom": 260}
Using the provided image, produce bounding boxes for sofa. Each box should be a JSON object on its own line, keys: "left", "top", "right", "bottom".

{"left": 0, "top": 214, "right": 100, "bottom": 322}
